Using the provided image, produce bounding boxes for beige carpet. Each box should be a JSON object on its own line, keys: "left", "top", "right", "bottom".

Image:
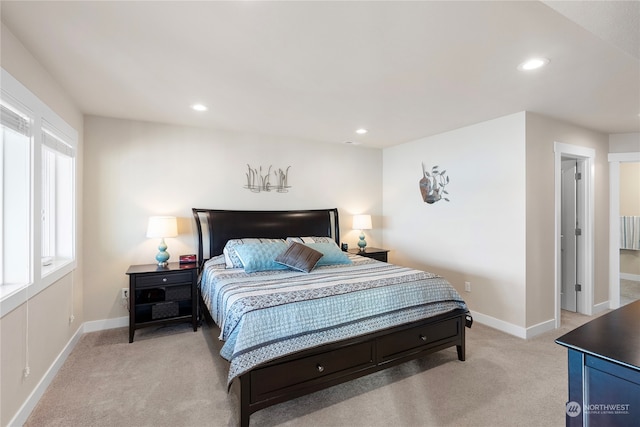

{"left": 25, "top": 311, "right": 599, "bottom": 427}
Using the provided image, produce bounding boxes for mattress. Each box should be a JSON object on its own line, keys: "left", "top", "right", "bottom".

{"left": 199, "top": 253, "right": 468, "bottom": 385}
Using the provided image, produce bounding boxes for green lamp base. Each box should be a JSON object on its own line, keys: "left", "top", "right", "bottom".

{"left": 155, "top": 238, "right": 170, "bottom": 267}
{"left": 358, "top": 232, "right": 367, "bottom": 251}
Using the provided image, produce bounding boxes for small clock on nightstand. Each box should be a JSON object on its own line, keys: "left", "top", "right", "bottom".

{"left": 348, "top": 247, "right": 389, "bottom": 262}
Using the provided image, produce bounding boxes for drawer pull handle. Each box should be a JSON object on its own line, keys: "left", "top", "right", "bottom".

{"left": 162, "top": 278, "right": 168, "bottom": 282}
{"left": 419, "top": 334, "right": 427, "bottom": 342}
{"left": 316, "top": 364, "right": 324, "bottom": 373}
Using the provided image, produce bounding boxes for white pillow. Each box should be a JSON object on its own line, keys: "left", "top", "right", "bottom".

{"left": 285, "top": 236, "right": 335, "bottom": 244}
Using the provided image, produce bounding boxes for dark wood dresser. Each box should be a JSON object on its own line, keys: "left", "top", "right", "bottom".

{"left": 556, "top": 300, "right": 640, "bottom": 426}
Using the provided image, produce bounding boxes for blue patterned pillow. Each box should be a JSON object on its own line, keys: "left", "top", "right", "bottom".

{"left": 307, "top": 242, "right": 352, "bottom": 266}
{"left": 223, "top": 238, "right": 285, "bottom": 268}
{"left": 234, "top": 242, "right": 289, "bottom": 273}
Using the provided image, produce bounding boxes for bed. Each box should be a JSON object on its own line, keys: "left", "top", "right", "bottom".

{"left": 193, "top": 208, "right": 471, "bottom": 426}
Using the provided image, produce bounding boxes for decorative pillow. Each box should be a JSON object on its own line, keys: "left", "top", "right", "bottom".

{"left": 204, "top": 254, "right": 227, "bottom": 269}
{"left": 233, "top": 242, "right": 289, "bottom": 273}
{"left": 307, "top": 242, "right": 352, "bottom": 266}
{"left": 286, "top": 236, "right": 335, "bottom": 244}
{"left": 223, "top": 238, "right": 286, "bottom": 268}
{"left": 275, "top": 242, "right": 323, "bottom": 273}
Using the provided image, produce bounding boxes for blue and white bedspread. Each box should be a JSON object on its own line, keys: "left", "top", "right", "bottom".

{"left": 200, "top": 254, "right": 468, "bottom": 385}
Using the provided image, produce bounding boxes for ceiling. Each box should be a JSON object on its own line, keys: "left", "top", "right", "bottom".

{"left": 1, "top": 1, "right": 638, "bottom": 148}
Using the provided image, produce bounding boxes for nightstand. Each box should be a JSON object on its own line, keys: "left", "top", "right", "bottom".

{"left": 348, "top": 247, "right": 390, "bottom": 262}
{"left": 125, "top": 262, "right": 198, "bottom": 343}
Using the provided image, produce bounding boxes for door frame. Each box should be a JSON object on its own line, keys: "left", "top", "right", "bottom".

{"left": 554, "top": 142, "right": 595, "bottom": 328}
{"left": 608, "top": 152, "right": 640, "bottom": 309}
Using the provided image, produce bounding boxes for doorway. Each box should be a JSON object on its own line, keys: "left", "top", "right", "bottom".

{"left": 609, "top": 154, "right": 640, "bottom": 309}
{"left": 555, "top": 142, "right": 595, "bottom": 328}
{"left": 560, "top": 159, "right": 579, "bottom": 312}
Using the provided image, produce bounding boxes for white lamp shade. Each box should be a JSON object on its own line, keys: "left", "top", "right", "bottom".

{"left": 352, "top": 214, "right": 372, "bottom": 230}
{"left": 146, "top": 216, "right": 178, "bottom": 238}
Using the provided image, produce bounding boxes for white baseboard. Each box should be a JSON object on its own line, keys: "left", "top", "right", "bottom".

{"left": 469, "top": 310, "right": 527, "bottom": 339}
{"left": 593, "top": 300, "right": 610, "bottom": 314}
{"left": 620, "top": 273, "right": 640, "bottom": 282}
{"left": 8, "top": 316, "right": 128, "bottom": 426}
{"left": 83, "top": 316, "right": 128, "bottom": 333}
{"left": 525, "top": 318, "right": 556, "bottom": 339}
{"left": 8, "top": 324, "right": 83, "bottom": 427}
{"left": 469, "top": 310, "right": 556, "bottom": 339}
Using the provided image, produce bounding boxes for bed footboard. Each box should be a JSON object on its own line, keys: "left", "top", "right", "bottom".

{"left": 235, "top": 308, "right": 469, "bottom": 427}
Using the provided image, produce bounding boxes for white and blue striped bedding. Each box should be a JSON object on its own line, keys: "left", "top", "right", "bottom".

{"left": 200, "top": 254, "right": 468, "bottom": 385}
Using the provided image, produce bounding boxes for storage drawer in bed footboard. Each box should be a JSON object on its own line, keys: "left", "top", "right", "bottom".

{"left": 250, "top": 341, "right": 375, "bottom": 402}
{"left": 377, "top": 317, "right": 461, "bottom": 363}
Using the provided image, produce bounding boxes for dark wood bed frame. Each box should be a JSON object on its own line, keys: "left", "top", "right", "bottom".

{"left": 193, "top": 208, "right": 470, "bottom": 427}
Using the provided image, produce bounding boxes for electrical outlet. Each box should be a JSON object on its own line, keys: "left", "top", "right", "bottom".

{"left": 121, "top": 288, "right": 129, "bottom": 299}
{"left": 69, "top": 314, "right": 75, "bottom": 324}
{"left": 23, "top": 366, "right": 30, "bottom": 378}
{"left": 464, "top": 281, "right": 471, "bottom": 292}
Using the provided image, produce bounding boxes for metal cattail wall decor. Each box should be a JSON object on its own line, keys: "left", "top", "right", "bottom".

{"left": 245, "top": 164, "right": 291, "bottom": 193}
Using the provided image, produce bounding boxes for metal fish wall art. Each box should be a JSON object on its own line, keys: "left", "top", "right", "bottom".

{"left": 419, "top": 163, "right": 450, "bottom": 204}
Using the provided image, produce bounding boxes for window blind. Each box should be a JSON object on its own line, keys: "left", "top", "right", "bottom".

{"left": 42, "top": 125, "right": 74, "bottom": 157}
{"left": 0, "top": 103, "right": 30, "bottom": 136}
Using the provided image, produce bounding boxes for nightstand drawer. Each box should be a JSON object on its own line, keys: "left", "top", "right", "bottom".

{"left": 377, "top": 317, "right": 460, "bottom": 362}
{"left": 136, "top": 271, "right": 193, "bottom": 287}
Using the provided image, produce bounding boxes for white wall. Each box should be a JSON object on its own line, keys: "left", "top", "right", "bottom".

{"left": 609, "top": 132, "right": 640, "bottom": 153}
{"left": 383, "top": 111, "right": 610, "bottom": 336}
{"left": 383, "top": 112, "right": 527, "bottom": 328}
{"left": 1, "top": 23, "right": 84, "bottom": 427}
{"left": 83, "top": 116, "right": 383, "bottom": 322}
{"left": 526, "top": 113, "right": 610, "bottom": 325}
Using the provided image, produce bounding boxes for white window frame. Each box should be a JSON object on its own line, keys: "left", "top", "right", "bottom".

{"left": 1, "top": 68, "right": 77, "bottom": 317}
{"left": 40, "top": 123, "right": 75, "bottom": 276}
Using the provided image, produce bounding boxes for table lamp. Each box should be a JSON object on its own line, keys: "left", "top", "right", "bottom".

{"left": 352, "top": 214, "right": 372, "bottom": 251}
{"left": 146, "top": 216, "right": 178, "bottom": 266}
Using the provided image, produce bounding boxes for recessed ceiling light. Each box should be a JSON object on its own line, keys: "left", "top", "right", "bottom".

{"left": 517, "top": 58, "right": 550, "bottom": 71}
{"left": 355, "top": 128, "right": 368, "bottom": 135}
{"left": 191, "top": 104, "right": 208, "bottom": 111}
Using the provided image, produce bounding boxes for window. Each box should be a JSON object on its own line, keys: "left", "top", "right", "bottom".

{"left": 1, "top": 68, "right": 77, "bottom": 314}
{"left": 0, "top": 101, "right": 31, "bottom": 287}
{"left": 41, "top": 125, "right": 75, "bottom": 275}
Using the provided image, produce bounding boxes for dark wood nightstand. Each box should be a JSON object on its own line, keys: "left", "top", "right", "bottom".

{"left": 348, "top": 247, "right": 389, "bottom": 262}
{"left": 125, "top": 262, "right": 198, "bottom": 343}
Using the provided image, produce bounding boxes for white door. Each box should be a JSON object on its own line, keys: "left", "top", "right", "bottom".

{"left": 561, "top": 159, "right": 578, "bottom": 312}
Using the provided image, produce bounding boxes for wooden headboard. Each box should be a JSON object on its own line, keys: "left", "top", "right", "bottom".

{"left": 192, "top": 208, "right": 340, "bottom": 264}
